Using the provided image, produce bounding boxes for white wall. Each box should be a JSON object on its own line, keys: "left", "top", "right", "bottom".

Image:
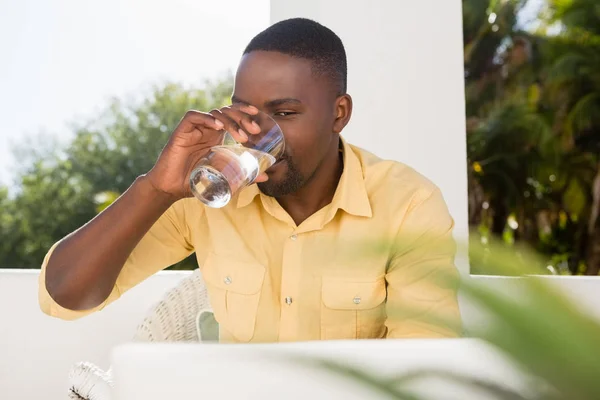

{"left": 271, "top": 0, "right": 470, "bottom": 272}
{"left": 0, "top": 269, "right": 189, "bottom": 400}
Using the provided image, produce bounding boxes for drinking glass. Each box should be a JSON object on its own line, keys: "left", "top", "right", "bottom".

{"left": 189, "top": 110, "right": 285, "bottom": 208}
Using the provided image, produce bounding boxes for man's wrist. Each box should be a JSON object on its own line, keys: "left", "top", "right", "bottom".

{"left": 135, "top": 174, "right": 179, "bottom": 208}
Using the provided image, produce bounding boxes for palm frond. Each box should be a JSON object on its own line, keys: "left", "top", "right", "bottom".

{"left": 546, "top": 52, "right": 588, "bottom": 87}
{"left": 301, "top": 358, "right": 426, "bottom": 400}
{"left": 548, "top": 0, "right": 600, "bottom": 29}
{"left": 566, "top": 92, "right": 600, "bottom": 136}
{"left": 388, "top": 369, "right": 549, "bottom": 400}
{"left": 462, "top": 242, "right": 600, "bottom": 400}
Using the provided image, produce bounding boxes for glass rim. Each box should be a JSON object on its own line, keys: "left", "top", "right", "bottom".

{"left": 219, "top": 110, "right": 285, "bottom": 159}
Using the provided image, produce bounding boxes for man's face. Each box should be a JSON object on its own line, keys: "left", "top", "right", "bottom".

{"left": 232, "top": 51, "right": 339, "bottom": 197}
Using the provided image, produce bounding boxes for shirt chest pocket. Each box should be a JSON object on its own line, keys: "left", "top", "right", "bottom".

{"left": 321, "top": 277, "right": 387, "bottom": 340}
{"left": 202, "top": 252, "right": 265, "bottom": 342}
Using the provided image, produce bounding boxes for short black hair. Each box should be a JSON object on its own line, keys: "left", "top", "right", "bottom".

{"left": 244, "top": 18, "right": 347, "bottom": 95}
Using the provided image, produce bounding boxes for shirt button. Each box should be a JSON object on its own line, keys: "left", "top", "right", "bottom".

{"left": 290, "top": 234, "right": 298, "bottom": 241}
{"left": 224, "top": 276, "right": 232, "bottom": 285}
{"left": 353, "top": 296, "right": 361, "bottom": 305}
{"left": 285, "top": 296, "right": 293, "bottom": 305}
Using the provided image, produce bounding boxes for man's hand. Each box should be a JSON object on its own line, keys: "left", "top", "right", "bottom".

{"left": 146, "top": 104, "right": 267, "bottom": 201}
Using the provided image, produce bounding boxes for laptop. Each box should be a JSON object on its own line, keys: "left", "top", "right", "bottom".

{"left": 111, "top": 339, "right": 523, "bottom": 400}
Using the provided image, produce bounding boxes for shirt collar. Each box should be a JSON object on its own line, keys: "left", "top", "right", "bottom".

{"left": 236, "top": 137, "right": 373, "bottom": 218}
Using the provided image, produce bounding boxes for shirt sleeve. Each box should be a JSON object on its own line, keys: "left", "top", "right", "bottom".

{"left": 385, "top": 188, "right": 463, "bottom": 338}
{"left": 38, "top": 200, "right": 197, "bottom": 320}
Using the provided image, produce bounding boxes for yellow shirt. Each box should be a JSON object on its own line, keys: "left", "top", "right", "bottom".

{"left": 39, "top": 139, "right": 462, "bottom": 341}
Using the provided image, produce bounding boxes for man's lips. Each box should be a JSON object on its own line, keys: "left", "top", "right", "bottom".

{"left": 267, "top": 158, "right": 287, "bottom": 172}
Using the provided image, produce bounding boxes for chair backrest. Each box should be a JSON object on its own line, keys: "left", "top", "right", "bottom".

{"left": 132, "top": 269, "right": 212, "bottom": 342}
{"left": 67, "top": 271, "right": 212, "bottom": 400}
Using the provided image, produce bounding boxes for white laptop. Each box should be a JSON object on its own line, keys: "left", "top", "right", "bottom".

{"left": 110, "top": 339, "right": 525, "bottom": 400}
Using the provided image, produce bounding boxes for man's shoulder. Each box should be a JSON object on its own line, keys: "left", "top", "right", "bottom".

{"left": 349, "top": 143, "right": 439, "bottom": 198}
{"left": 167, "top": 197, "right": 206, "bottom": 223}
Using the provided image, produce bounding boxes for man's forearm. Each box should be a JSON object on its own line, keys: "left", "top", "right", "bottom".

{"left": 44, "top": 175, "right": 176, "bottom": 311}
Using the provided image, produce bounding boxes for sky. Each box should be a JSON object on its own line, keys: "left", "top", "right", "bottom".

{"left": 0, "top": 0, "right": 269, "bottom": 187}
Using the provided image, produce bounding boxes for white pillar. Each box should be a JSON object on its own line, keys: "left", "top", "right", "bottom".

{"left": 270, "top": 1, "right": 470, "bottom": 273}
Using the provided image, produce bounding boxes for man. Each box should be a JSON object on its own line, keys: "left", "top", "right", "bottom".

{"left": 39, "top": 18, "right": 462, "bottom": 341}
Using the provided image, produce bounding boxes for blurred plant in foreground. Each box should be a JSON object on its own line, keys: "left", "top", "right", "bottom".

{"left": 310, "top": 237, "right": 600, "bottom": 399}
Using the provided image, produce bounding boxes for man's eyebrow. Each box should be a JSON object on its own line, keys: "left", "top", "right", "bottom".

{"left": 231, "top": 96, "right": 249, "bottom": 105}
{"left": 264, "top": 98, "right": 302, "bottom": 108}
{"left": 231, "top": 96, "right": 302, "bottom": 108}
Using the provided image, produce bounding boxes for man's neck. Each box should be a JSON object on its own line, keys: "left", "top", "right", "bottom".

{"left": 276, "top": 137, "right": 343, "bottom": 226}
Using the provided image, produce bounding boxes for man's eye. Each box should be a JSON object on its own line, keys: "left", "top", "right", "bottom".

{"left": 274, "top": 111, "right": 297, "bottom": 117}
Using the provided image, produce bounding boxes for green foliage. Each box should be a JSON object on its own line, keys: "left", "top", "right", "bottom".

{"left": 548, "top": 0, "right": 600, "bottom": 35}
{"left": 0, "top": 77, "right": 233, "bottom": 269}
{"left": 465, "top": 0, "right": 600, "bottom": 275}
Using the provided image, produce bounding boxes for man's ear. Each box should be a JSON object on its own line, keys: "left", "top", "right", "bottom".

{"left": 333, "top": 94, "right": 353, "bottom": 134}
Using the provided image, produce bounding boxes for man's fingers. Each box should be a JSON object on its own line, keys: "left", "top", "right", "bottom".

{"left": 220, "top": 107, "right": 261, "bottom": 135}
{"left": 209, "top": 109, "right": 248, "bottom": 142}
{"left": 233, "top": 103, "right": 259, "bottom": 116}
{"left": 179, "top": 110, "right": 224, "bottom": 131}
{"left": 177, "top": 105, "right": 262, "bottom": 145}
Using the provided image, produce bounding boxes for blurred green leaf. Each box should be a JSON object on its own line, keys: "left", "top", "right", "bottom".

{"left": 94, "top": 191, "right": 120, "bottom": 213}
{"left": 562, "top": 178, "right": 587, "bottom": 216}
{"left": 316, "top": 238, "right": 600, "bottom": 399}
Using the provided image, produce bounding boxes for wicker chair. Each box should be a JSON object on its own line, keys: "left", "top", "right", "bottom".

{"left": 67, "top": 269, "right": 213, "bottom": 400}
